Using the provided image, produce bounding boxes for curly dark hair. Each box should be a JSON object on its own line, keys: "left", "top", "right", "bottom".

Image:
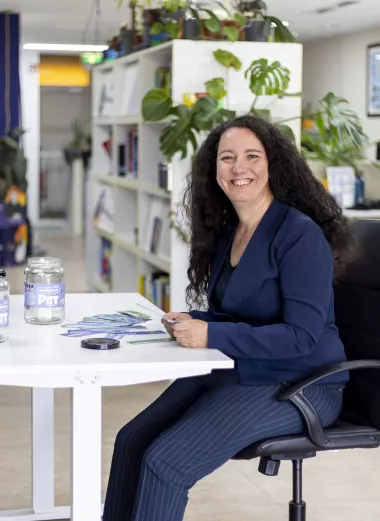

{"left": 182, "top": 114, "right": 356, "bottom": 308}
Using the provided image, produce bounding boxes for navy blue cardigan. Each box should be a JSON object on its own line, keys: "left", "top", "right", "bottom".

{"left": 189, "top": 199, "right": 348, "bottom": 385}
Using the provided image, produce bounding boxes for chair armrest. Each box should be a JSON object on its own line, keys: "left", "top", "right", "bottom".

{"left": 276, "top": 359, "right": 380, "bottom": 449}
{"left": 278, "top": 360, "right": 380, "bottom": 401}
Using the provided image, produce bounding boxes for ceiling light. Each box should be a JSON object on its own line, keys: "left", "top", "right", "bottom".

{"left": 23, "top": 43, "right": 108, "bottom": 52}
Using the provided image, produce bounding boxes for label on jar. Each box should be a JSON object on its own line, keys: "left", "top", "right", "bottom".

{"left": 0, "top": 297, "right": 9, "bottom": 327}
{"left": 24, "top": 283, "right": 65, "bottom": 308}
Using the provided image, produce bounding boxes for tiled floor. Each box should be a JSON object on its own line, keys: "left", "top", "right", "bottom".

{"left": 0, "top": 230, "right": 379, "bottom": 520}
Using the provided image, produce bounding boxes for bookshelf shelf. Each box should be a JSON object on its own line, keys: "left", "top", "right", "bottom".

{"left": 87, "top": 40, "right": 303, "bottom": 311}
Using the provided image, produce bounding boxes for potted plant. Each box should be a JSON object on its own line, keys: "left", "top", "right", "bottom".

{"left": 301, "top": 93, "right": 376, "bottom": 206}
{"left": 233, "top": 0, "right": 296, "bottom": 42}
{"left": 0, "top": 129, "right": 27, "bottom": 200}
{"left": 64, "top": 120, "right": 91, "bottom": 168}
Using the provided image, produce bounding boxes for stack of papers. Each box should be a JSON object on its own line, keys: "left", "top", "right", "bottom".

{"left": 61, "top": 310, "right": 166, "bottom": 340}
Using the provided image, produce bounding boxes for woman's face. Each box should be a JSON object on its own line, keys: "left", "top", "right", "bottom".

{"left": 216, "top": 127, "right": 270, "bottom": 206}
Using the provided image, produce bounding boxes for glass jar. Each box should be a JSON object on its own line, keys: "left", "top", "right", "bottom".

{"left": 24, "top": 257, "right": 65, "bottom": 325}
{"left": 0, "top": 269, "right": 10, "bottom": 342}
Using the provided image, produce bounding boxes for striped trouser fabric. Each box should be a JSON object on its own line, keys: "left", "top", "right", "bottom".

{"left": 103, "top": 369, "right": 343, "bottom": 521}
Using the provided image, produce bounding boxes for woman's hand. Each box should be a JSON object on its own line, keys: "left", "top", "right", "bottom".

{"left": 172, "top": 320, "right": 208, "bottom": 349}
{"left": 161, "top": 312, "right": 193, "bottom": 337}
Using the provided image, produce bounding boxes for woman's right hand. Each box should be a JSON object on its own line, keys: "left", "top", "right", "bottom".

{"left": 161, "top": 312, "right": 193, "bottom": 337}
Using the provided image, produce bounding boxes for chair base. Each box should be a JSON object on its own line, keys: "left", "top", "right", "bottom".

{"left": 290, "top": 459, "right": 306, "bottom": 521}
{"left": 289, "top": 500, "right": 306, "bottom": 521}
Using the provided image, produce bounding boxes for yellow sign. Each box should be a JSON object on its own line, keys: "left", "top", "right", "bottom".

{"left": 39, "top": 55, "right": 90, "bottom": 87}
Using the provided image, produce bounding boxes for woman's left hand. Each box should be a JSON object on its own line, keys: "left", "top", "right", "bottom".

{"left": 172, "top": 320, "right": 208, "bottom": 349}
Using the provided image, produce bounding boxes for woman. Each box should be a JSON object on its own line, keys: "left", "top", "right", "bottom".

{"left": 103, "top": 115, "right": 353, "bottom": 521}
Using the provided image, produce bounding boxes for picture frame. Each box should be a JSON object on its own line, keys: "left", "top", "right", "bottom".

{"left": 367, "top": 44, "right": 380, "bottom": 117}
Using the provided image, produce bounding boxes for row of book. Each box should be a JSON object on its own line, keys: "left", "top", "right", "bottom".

{"left": 118, "top": 130, "right": 138, "bottom": 178}
{"left": 138, "top": 272, "right": 170, "bottom": 313}
{"left": 100, "top": 237, "right": 112, "bottom": 287}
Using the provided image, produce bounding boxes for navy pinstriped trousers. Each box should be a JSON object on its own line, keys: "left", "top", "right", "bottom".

{"left": 103, "top": 369, "right": 343, "bottom": 521}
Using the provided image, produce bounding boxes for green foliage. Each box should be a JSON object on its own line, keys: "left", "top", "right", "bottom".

{"left": 221, "top": 25, "right": 239, "bottom": 42}
{"left": 264, "top": 16, "right": 296, "bottom": 43}
{"left": 0, "top": 129, "right": 27, "bottom": 198}
{"left": 213, "top": 49, "right": 242, "bottom": 70}
{"left": 244, "top": 58, "right": 290, "bottom": 96}
{"left": 141, "top": 88, "right": 235, "bottom": 160}
{"left": 205, "top": 77, "right": 227, "bottom": 100}
{"left": 141, "top": 88, "right": 173, "bottom": 121}
{"left": 301, "top": 92, "right": 372, "bottom": 170}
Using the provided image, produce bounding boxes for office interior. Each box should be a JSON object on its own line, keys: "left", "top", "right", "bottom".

{"left": 0, "top": 0, "right": 380, "bottom": 519}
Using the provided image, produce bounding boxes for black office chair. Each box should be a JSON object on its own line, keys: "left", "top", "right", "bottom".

{"left": 234, "top": 219, "right": 380, "bottom": 521}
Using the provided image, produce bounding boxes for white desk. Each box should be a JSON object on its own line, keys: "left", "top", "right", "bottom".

{"left": 0, "top": 293, "right": 233, "bottom": 521}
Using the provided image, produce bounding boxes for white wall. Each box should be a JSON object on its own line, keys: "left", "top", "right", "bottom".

{"left": 20, "top": 50, "right": 40, "bottom": 224}
{"left": 303, "top": 28, "right": 380, "bottom": 159}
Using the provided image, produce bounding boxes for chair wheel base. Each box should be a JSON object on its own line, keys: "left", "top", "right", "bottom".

{"left": 258, "top": 457, "right": 280, "bottom": 476}
{"left": 289, "top": 500, "right": 306, "bottom": 521}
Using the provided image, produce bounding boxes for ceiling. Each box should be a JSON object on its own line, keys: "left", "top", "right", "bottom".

{"left": 0, "top": 0, "right": 380, "bottom": 45}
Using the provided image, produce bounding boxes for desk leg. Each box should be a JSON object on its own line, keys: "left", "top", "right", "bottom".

{"left": 32, "top": 388, "right": 55, "bottom": 514}
{"left": 71, "top": 384, "right": 102, "bottom": 521}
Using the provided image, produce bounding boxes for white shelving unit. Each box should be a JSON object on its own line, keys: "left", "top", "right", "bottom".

{"left": 86, "top": 40, "right": 303, "bottom": 312}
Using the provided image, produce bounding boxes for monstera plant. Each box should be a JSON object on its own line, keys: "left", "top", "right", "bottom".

{"left": 142, "top": 85, "right": 235, "bottom": 160}
{"left": 301, "top": 92, "right": 372, "bottom": 170}
{"left": 142, "top": 52, "right": 301, "bottom": 159}
{"left": 244, "top": 58, "right": 300, "bottom": 140}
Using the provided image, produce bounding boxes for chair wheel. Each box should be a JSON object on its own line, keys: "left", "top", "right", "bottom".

{"left": 258, "top": 457, "right": 280, "bottom": 476}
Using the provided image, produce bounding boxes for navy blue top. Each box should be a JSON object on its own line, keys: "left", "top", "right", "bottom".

{"left": 189, "top": 198, "right": 349, "bottom": 385}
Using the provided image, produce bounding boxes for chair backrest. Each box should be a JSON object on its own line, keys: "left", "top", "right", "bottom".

{"left": 334, "top": 219, "right": 380, "bottom": 429}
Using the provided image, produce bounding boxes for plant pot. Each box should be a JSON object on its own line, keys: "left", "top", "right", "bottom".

{"left": 142, "top": 9, "right": 162, "bottom": 46}
{"left": 182, "top": 17, "right": 200, "bottom": 39}
{"left": 245, "top": 20, "right": 268, "bottom": 42}
{"left": 119, "top": 28, "right": 135, "bottom": 56}
{"left": 64, "top": 148, "right": 91, "bottom": 169}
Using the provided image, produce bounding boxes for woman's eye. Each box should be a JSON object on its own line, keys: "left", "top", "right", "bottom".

{"left": 248, "top": 154, "right": 258, "bottom": 159}
{"left": 221, "top": 156, "right": 233, "bottom": 161}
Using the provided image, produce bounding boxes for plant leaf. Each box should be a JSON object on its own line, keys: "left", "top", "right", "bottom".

{"left": 150, "top": 21, "right": 165, "bottom": 35}
{"left": 251, "top": 108, "right": 271, "bottom": 120}
{"left": 214, "top": 0, "right": 232, "bottom": 17}
{"left": 245, "top": 58, "right": 290, "bottom": 96}
{"left": 159, "top": 104, "right": 195, "bottom": 160}
{"left": 213, "top": 49, "right": 242, "bottom": 70}
{"left": 266, "top": 16, "right": 296, "bottom": 43}
{"left": 222, "top": 25, "right": 239, "bottom": 42}
{"left": 315, "top": 111, "right": 326, "bottom": 141}
{"left": 141, "top": 89, "right": 173, "bottom": 121}
{"left": 200, "top": 8, "right": 221, "bottom": 33}
{"left": 277, "top": 124, "right": 295, "bottom": 141}
{"left": 205, "top": 78, "right": 227, "bottom": 100}
{"left": 165, "top": 19, "right": 180, "bottom": 39}
{"left": 234, "top": 12, "right": 246, "bottom": 26}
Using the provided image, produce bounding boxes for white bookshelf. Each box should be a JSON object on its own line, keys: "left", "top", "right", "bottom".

{"left": 86, "top": 40, "right": 303, "bottom": 312}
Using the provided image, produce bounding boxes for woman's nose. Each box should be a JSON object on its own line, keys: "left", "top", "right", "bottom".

{"left": 232, "top": 159, "right": 248, "bottom": 175}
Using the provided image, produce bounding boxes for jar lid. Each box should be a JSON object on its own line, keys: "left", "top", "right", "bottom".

{"left": 28, "top": 257, "right": 61, "bottom": 268}
{"left": 0, "top": 270, "right": 6, "bottom": 278}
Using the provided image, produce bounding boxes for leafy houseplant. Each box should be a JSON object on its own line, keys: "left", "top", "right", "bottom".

{"left": 142, "top": 85, "right": 235, "bottom": 161}
{"left": 0, "top": 129, "right": 27, "bottom": 200}
{"left": 301, "top": 93, "right": 371, "bottom": 171}
{"left": 142, "top": 51, "right": 300, "bottom": 158}
{"left": 233, "top": 0, "right": 296, "bottom": 42}
{"left": 64, "top": 120, "right": 92, "bottom": 167}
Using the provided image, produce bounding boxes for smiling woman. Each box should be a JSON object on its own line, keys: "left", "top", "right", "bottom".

{"left": 184, "top": 114, "right": 356, "bottom": 309}
{"left": 102, "top": 114, "right": 356, "bottom": 521}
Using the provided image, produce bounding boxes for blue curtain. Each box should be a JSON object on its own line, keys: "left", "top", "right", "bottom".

{"left": 0, "top": 12, "right": 21, "bottom": 136}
